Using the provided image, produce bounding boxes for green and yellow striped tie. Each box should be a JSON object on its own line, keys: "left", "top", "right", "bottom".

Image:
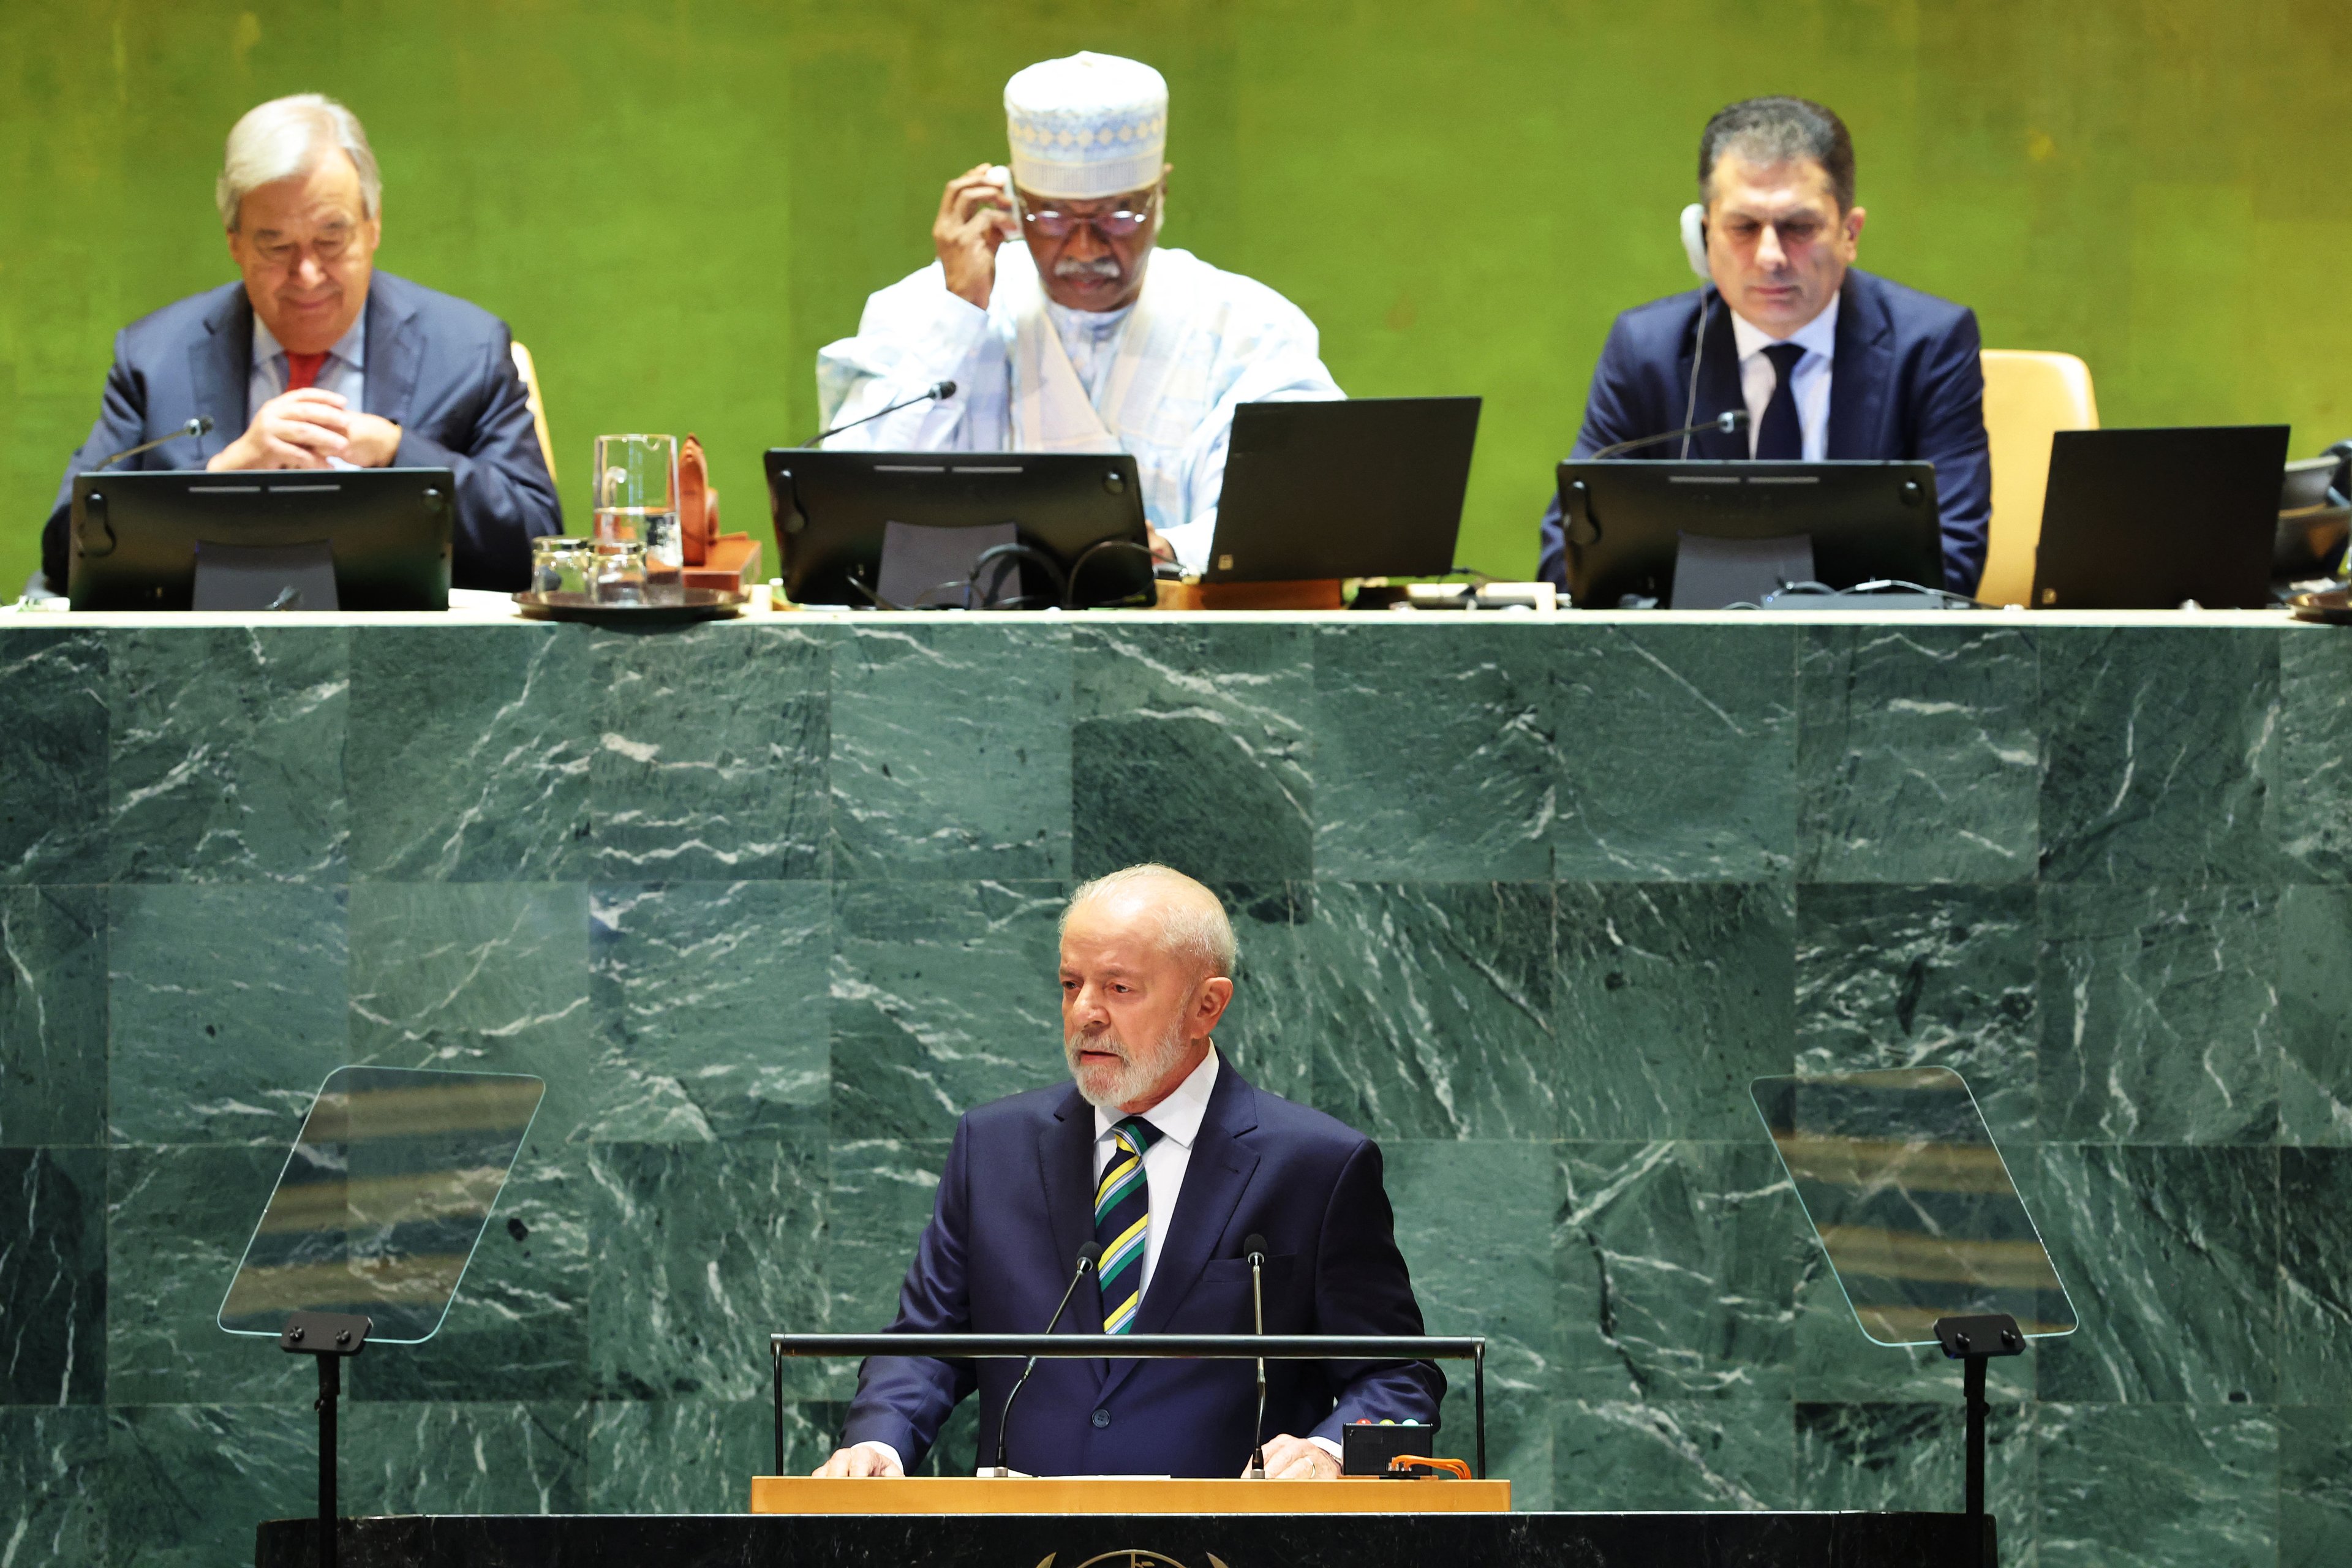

{"left": 1093, "top": 1116, "right": 1161, "bottom": 1335}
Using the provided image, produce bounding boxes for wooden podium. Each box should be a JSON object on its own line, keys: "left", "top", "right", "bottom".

{"left": 750, "top": 1475, "right": 1512, "bottom": 1515}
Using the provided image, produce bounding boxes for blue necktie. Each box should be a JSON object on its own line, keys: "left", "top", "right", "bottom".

{"left": 1093, "top": 1116, "right": 1160, "bottom": 1334}
{"left": 1756, "top": 341, "right": 1807, "bottom": 460}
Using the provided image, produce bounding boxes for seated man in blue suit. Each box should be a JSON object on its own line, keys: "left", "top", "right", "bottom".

{"left": 815, "top": 864, "right": 1443, "bottom": 1480}
{"left": 40, "top": 93, "right": 559, "bottom": 594}
{"left": 1539, "top": 96, "right": 1991, "bottom": 597}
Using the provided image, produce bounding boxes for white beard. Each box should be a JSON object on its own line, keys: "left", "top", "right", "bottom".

{"left": 1065, "top": 1013, "right": 1191, "bottom": 1109}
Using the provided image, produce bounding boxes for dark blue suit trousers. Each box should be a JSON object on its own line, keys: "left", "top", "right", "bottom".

{"left": 841, "top": 1059, "right": 1446, "bottom": 1477}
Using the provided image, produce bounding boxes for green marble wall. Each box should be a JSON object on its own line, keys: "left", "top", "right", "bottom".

{"left": 3, "top": 617, "right": 2351, "bottom": 1567}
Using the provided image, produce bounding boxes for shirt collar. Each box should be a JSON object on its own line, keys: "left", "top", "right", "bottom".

{"left": 251, "top": 309, "right": 368, "bottom": 372}
{"left": 1093, "top": 1045, "right": 1219, "bottom": 1149}
{"left": 1729, "top": 292, "right": 1840, "bottom": 365}
{"left": 1045, "top": 296, "right": 1134, "bottom": 342}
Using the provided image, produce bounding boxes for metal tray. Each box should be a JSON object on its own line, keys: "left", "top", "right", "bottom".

{"left": 512, "top": 587, "right": 748, "bottom": 624}
{"left": 2286, "top": 586, "right": 2352, "bottom": 627}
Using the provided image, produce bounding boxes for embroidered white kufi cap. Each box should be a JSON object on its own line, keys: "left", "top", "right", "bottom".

{"left": 1003, "top": 51, "right": 1168, "bottom": 200}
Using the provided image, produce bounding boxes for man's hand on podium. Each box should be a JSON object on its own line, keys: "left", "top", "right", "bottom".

{"left": 813, "top": 1442, "right": 905, "bottom": 1479}
{"left": 1250, "top": 1434, "right": 1340, "bottom": 1480}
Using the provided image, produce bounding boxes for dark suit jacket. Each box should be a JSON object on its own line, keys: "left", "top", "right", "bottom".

{"left": 842, "top": 1057, "right": 1445, "bottom": 1477}
{"left": 1539, "top": 267, "right": 1991, "bottom": 595}
{"left": 42, "top": 271, "right": 560, "bottom": 592}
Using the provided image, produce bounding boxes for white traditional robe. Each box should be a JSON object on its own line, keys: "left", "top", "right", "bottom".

{"left": 814, "top": 243, "right": 1342, "bottom": 572}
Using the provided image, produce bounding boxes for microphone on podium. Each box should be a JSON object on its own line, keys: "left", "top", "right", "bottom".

{"left": 992, "top": 1241, "right": 1101, "bottom": 1478}
{"left": 1244, "top": 1232, "right": 1270, "bottom": 1480}
{"left": 1589, "top": 407, "right": 1746, "bottom": 460}
{"left": 801, "top": 381, "right": 957, "bottom": 448}
{"left": 96, "top": 415, "right": 214, "bottom": 470}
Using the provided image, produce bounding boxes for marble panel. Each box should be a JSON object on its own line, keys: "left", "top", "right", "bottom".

{"left": 347, "top": 881, "right": 592, "bottom": 1142}
{"left": 107, "top": 883, "right": 348, "bottom": 1145}
{"left": 107, "top": 627, "right": 347, "bottom": 883}
{"left": 1069, "top": 622, "right": 1312, "bottom": 882}
{"left": 2035, "top": 1403, "right": 2276, "bottom": 1568}
{"left": 588, "top": 622, "right": 831, "bottom": 881}
{"left": 345, "top": 624, "right": 592, "bottom": 881}
{"left": 2033, "top": 1144, "right": 2277, "bottom": 1404}
{"left": 827, "top": 1140, "right": 948, "bottom": 1346}
{"left": 1796, "top": 624, "right": 2040, "bottom": 883}
{"left": 0, "top": 1407, "right": 106, "bottom": 1567}
{"left": 101, "top": 1403, "right": 313, "bottom": 1568}
{"left": 1205, "top": 882, "right": 1316, "bottom": 1106}
{"left": 2280, "top": 1404, "right": 2352, "bottom": 1568}
{"left": 2038, "top": 884, "right": 2280, "bottom": 1144}
{"left": 828, "top": 623, "right": 1071, "bottom": 880}
{"left": 588, "top": 1398, "right": 845, "bottom": 1512}
{"left": 1312, "top": 623, "right": 1559, "bottom": 881}
{"left": 341, "top": 1401, "right": 590, "bottom": 1515}
{"left": 585, "top": 881, "right": 829, "bottom": 1142}
{"left": 0, "top": 1147, "right": 105, "bottom": 1405}
{"left": 588, "top": 1134, "right": 827, "bottom": 1401}
{"left": 1305, "top": 883, "right": 1555, "bottom": 1140}
{"left": 1551, "top": 1396, "right": 1793, "bottom": 1511}
{"left": 1795, "top": 883, "right": 2040, "bottom": 1149}
{"left": 1790, "top": 1248, "right": 2033, "bottom": 1406}
{"left": 1555, "top": 883, "right": 1794, "bottom": 1141}
{"left": 1553, "top": 624, "right": 1796, "bottom": 882}
{"left": 105, "top": 1144, "right": 309, "bottom": 1405}
{"left": 828, "top": 881, "right": 1069, "bottom": 1143}
{"left": 2280, "top": 884, "right": 2352, "bottom": 1145}
{"left": 0, "top": 883, "right": 107, "bottom": 1145}
{"left": 345, "top": 1150, "right": 590, "bottom": 1403}
{"left": 2278, "top": 627, "right": 2352, "bottom": 883}
{"left": 1555, "top": 1141, "right": 1800, "bottom": 1404}
{"left": 0, "top": 630, "right": 107, "bottom": 884}
{"left": 2280, "top": 1148, "right": 2352, "bottom": 1406}
{"left": 2040, "top": 627, "right": 2284, "bottom": 883}
{"left": 1792, "top": 1400, "right": 2032, "bottom": 1544}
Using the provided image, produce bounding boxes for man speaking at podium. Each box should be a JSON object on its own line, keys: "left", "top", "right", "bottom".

{"left": 815, "top": 865, "right": 1442, "bottom": 1480}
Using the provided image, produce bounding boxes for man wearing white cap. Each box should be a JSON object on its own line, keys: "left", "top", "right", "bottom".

{"left": 815, "top": 51, "right": 1342, "bottom": 573}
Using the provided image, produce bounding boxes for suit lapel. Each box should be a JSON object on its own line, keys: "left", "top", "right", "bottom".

{"left": 364, "top": 276, "right": 424, "bottom": 427}
{"left": 1678, "top": 292, "right": 1748, "bottom": 461}
{"left": 1827, "top": 271, "right": 1894, "bottom": 460}
{"left": 1042, "top": 1090, "right": 1105, "bottom": 1338}
{"left": 1098, "top": 1061, "right": 1263, "bottom": 1404}
{"left": 189, "top": 287, "right": 253, "bottom": 466}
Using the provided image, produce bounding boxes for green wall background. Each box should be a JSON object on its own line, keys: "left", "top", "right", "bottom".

{"left": 6, "top": 0, "right": 2352, "bottom": 593}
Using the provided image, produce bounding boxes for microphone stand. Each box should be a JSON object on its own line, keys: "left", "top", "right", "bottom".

{"left": 992, "top": 1243, "right": 1100, "bottom": 1478}
{"left": 95, "top": 415, "right": 214, "bottom": 470}
{"left": 801, "top": 381, "right": 956, "bottom": 448}
{"left": 1245, "top": 1234, "right": 1269, "bottom": 1479}
{"left": 1591, "top": 407, "right": 1747, "bottom": 460}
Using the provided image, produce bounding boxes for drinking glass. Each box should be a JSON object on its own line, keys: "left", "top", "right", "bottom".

{"left": 530, "top": 536, "right": 592, "bottom": 595}
{"left": 593, "top": 434, "right": 682, "bottom": 581}
{"left": 589, "top": 539, "right": 647, "bottom": 603}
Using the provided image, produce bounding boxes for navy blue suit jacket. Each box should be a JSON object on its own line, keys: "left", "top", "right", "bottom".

{"left": 42, "top": 271, "right": 560, "bottom": 592}
{"left": 1539, "top": 267, "right": 1991, "bottom": 595}
{"left": 842, "top": 1057, "right": 1445, "bottom": 1477}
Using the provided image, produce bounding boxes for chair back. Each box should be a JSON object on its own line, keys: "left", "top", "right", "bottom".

{"left": 511, "top": 341, "right": 558, "bottom": 484}
{"left": 1978, "top": 350, "right": 2098, "bottom": 605}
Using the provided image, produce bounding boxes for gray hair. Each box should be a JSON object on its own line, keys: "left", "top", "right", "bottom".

{"left": 1699, "top": 96, "right": 1856, "bottom": 213}
{"left": 216, "top": 94, "right": 382, "bottom": 230}
{"left": 1063, "top": 864, "right": 1238, "bottom": 979}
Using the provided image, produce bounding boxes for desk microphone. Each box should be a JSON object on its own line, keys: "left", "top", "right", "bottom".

{"left": 1244, "top": 1232, "right": 1270, "bottom": 1480}
{"left": 96, "top": 416, "right": 214, "bottom": 470}
{"left": 802, "top": 381, "right": 956, "bottom": 448}
{"left": 1590, "top": 408, "right": 1746, "bottom": 461}
{"left": 993, "top": 1241, "right": 1101, "bottom": 1478}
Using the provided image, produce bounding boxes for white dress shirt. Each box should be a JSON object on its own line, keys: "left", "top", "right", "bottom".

{"left": 249, "top": 312, "right": 366, "bottom": 415}
{"left": 1045, "top": 296, "right": 1136, "bottom": 409}
{"left": 1730, "top": 295, "right": 1838, "bottom": 460}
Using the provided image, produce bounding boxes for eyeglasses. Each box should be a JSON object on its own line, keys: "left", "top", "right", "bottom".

{"left": 1019, "top": 191, "right": 1158, "bottom": 239}
{"left": 249, "top": 225, "right": 358, "bottom": 268}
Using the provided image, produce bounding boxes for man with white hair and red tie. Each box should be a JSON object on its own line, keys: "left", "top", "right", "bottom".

{"left": 815, "top": 51, "right": 1343, "bottom": 575}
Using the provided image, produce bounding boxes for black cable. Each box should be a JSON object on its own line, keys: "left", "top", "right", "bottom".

{"left": 1065, "top": 538, "right": 1158, "bottom": 609}
{"left": 966, "top": 541, "right": 1065, "bottom": 611}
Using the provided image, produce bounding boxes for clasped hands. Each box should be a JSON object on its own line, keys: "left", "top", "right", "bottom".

{"left": 207, "top": 388, "right": 400, "bottom": 472}
{"left": 811, "top": 1432, "right": 1338, "bottom": 1480}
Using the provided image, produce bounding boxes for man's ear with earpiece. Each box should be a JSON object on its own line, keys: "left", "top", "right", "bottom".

{"left": 1679, "top": 203, "right": 1709, "bottom": 279}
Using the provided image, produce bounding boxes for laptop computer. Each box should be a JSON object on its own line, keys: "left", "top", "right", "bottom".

{"left": 1201, "top": 397, "right": 1481, "bottom": 582}
{"left": 2030, "top": 426, "right": 2290, "bottom": 609}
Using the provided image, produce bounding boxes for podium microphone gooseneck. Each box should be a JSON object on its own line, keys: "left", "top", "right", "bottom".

{"left": 992, "top": 1242, "right": 1101, "bottom": 1478}
{"left": 801, "top": 381, "right": 956, "bottom": 448}
{"left": 1589, "top": 407, "right": 1746, "bottom": 460}
{"left": 96, "top": 415, "right": 214, "bottom": 470}
{"left": 1245, "top": 1232, "right": 1270, "bottom": 1480}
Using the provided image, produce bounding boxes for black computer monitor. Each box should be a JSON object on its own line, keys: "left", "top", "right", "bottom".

{"left": 763, "top": 450, "right": 1152, "bottom": 609}
{"left": 2030, "top": 426, "right": 2290, "bottom": 609}
{"left": 66, "top": 469, "right": 454, "bottom": 611}
{"left": 1553, "top": 459, "right": 1944, "bottom": 608}
{"left": 1202, "top": 397, "right": 1482, "bottom": 582}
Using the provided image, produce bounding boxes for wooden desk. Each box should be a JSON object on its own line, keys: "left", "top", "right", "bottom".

{"left": 749, "top": 1475, "right": 1512, "bottom": 1514}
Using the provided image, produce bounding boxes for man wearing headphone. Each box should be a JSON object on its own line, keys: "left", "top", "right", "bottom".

{"left": 1537, "top": 96, "right": 1991, "bottom": 598}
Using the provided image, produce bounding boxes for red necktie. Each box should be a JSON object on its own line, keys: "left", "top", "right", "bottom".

{"left": 285, "top": 351, "right": 328, "bottom": 391}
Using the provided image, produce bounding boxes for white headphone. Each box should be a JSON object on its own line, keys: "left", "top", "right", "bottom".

{"left": 1679, "top": 203, "right": 1709, "bottom": 278}
{"left": 1677, "top": 204, "right": 1714, "bottom": 455}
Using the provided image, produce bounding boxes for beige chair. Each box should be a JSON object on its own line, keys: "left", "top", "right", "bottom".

{"left": 510, "top": 341, "right": 558, "bottom": 483}
{"left": 1977, "top": 350, "right": 2098, "bottom": 606}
